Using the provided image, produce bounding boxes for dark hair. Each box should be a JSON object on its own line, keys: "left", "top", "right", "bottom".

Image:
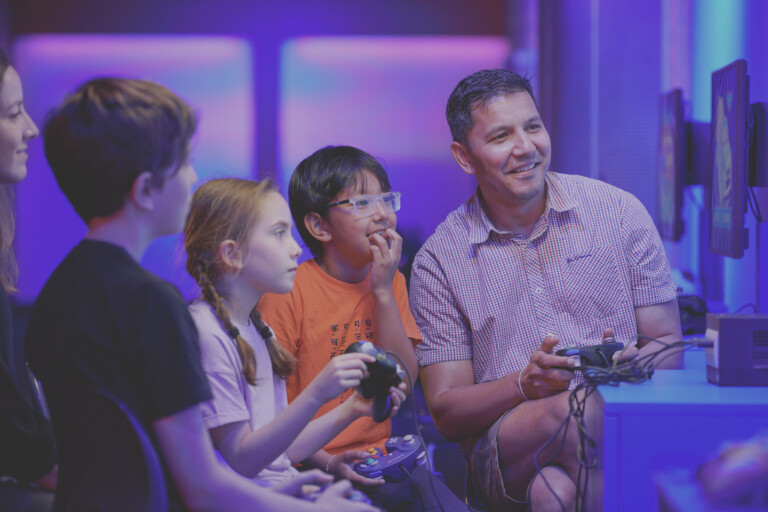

{"left": 43, "top": 77, "right": 197, "bottom": 223}
{"left": 0, "top": 48, "right": 16, "bottom": 291}
{"left": 184, "top": 178, "right": 297, "bottom": 383}
{"left": 0, "top": 49, "right": 9, "bottom": 80}
{"left": 446, "top": 68, "right": 538, "bottom": 147}
{"left": 288, "top": 145, "right": 391, "bottom": 258}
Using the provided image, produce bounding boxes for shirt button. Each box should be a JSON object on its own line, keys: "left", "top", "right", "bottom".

{"left": 535, "top": 287, "right": 543, "bottom": 294}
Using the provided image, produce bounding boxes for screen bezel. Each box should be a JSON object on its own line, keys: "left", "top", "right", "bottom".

{"left": 709, "top": 59, "right": 749, "bottom": 259}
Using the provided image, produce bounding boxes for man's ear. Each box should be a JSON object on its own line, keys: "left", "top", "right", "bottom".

{"left": 218, "top": 239, "right": 244, "bottom": 272}
{"left": 304, "top": 212, "right": 332, "bottom": 243}
{"left": 450, "top": 141, "right": 476, "bottom": 176}
{"left": 129, "top": 171, "right": 156, "bottom": 211}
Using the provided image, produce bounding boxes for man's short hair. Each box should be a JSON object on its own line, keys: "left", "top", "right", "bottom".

{"left": 289, "top": 145, "right": 391, "bottom": 259}
{"left": 43, "top": 77, "right": 197, "bottom": 223}
{"left": 446, "top": 68, "right": 538, "bottom": 147}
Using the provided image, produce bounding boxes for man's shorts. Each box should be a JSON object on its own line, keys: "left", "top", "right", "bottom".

{"left": 463, "top": 410, "right": 529, "bottom": 512}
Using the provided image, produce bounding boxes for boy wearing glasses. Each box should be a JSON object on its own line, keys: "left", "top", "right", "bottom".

{"left": 258, "top": 146, "right": 467, "bottom": 511}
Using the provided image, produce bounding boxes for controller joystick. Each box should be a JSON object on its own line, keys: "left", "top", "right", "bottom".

{"left": 556, "top": 341, "right": 626, "bottom": 369}
{"left": 345, "top": 341, "right": 404, "bottom": 422}
{"left": 353, "top": 434, "right": 427, "bottom": 482}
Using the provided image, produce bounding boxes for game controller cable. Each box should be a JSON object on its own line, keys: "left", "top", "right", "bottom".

{"left": 386, "top": 350, "right": 445, "bottom": 512}
{"left": 530, "top": 336, "right": 713, "bottom": 512}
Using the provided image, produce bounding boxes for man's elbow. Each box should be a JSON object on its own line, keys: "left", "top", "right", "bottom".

{"left": 428, "top": 405, "right": 466, "bottom": 443}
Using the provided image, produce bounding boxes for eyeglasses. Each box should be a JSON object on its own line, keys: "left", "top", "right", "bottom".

{"left": 326, "top": 191, "right": 401, "bottom": 218}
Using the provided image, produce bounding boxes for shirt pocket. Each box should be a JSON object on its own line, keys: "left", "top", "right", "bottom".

{"left": 561, "top": 247, "right": 623, "bottom": 319}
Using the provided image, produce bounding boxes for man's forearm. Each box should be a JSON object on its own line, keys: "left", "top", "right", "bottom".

{"left": 422, "top": 370, "right": 525, "bottom": 442}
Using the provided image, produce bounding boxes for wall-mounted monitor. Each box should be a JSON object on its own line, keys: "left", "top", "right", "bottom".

{"left": 657, "top": 89, "right": 685, "bottom": 241}
{"left": 709, "top": 59, "right": 749, "bottom": 259}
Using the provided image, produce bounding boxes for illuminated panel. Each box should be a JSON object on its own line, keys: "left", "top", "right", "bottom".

{"left": 280, "top": 36, "right": 510, "bottom": 254}
{"left": 13, "top": 35, "right": 254, "bottom": 301}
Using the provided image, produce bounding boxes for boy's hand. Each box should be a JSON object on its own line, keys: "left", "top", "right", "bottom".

{"left": 368, "top": 228, "right": 402, "bottom": 297}
{"left": 308, "top": 353, "right": 374, "bottom": 404}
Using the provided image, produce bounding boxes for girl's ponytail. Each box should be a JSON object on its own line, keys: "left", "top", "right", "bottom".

{"left": 197, "top": 264, "right": 259, "bottom": 385}
{"left": 250, "top": 309, "right": 296, "bottom": 379}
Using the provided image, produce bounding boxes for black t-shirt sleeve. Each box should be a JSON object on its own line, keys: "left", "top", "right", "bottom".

{"left": 129, "top": 280, "right": 212, "bottom": 421}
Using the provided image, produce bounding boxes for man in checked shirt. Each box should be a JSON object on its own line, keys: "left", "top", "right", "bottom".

{"left": 409, "top": 69, "right": 683, "bottom": 511}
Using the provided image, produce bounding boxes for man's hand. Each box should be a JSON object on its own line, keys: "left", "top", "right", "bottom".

{"left": 602, "top": 327, "right": 638, "bottom": 363}
{"left": 519, "top": 335, "right": 574, "bottom": 399}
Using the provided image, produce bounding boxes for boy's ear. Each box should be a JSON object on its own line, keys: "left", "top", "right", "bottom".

{"left": 129, "top": 171, "right": 156, "bottom": 211}
{"left": 304, "top": 212, "right": 332, "bottom": 243}
{"left": 451, "top": 141, "right": 476, "bottom": 177}
{"left": 218, "top": 240, "right": 244, "bottom": 272}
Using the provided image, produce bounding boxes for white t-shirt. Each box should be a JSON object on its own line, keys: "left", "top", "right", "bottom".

{"left": 189, "top": 300, "right": 298, "bottom": 484}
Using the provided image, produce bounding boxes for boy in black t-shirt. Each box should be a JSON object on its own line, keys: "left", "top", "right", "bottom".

{"left": 25, "top": 77, "right": 376, "bottom": 512}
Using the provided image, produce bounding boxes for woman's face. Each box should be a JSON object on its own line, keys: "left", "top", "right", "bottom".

{"left": 0, "top": 66, "right": 39, "bottom": 184}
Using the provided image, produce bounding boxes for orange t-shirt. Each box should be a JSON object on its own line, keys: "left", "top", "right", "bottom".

{"left": 257, "top": 258, "right": 422, "bottom": 455}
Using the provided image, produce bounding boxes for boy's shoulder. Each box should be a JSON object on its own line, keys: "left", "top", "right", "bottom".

{"left": 39, "top": 239, "right": 183, "bottom": 314}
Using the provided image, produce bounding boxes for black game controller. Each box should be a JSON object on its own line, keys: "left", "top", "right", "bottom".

{"left": 555, "top": 341, "right": 626, "bottom": 369}
{"left": 353, "top": 434, "right": 427, "bottom": 482}
{"left": 344, "top": 341, "right": 404, "bottom": 423}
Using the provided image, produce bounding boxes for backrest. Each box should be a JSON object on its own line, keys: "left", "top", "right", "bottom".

{"left": 49, "top": 388, "right": 168, "bottom": 512}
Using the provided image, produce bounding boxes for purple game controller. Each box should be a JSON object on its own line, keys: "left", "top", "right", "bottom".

{"left": 344, "top": 341, "right": 405, "bottom": 422}
{"left": 353, "top": 434, "right": 427, "bottom": 482}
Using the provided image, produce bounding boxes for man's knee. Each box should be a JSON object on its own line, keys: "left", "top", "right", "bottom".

{"left": 529, "top": 465, "right": 576, "bottom": 512}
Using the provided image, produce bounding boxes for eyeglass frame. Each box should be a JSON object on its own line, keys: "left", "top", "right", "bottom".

{"left": 325, "top": 191, "right": 401, "bottom": 217}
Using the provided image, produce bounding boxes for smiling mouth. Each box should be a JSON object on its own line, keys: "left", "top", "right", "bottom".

{"left": 507, "top": 162, "right": 538, "bottom": 174}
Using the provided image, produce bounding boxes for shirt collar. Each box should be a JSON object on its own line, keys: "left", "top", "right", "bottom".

{"left": 467, "top": 172, "right": 578, "bottom": 244}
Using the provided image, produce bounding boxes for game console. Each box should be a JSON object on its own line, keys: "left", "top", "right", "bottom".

{"left": 353, "top": 434, "right": 427, "bottom": 482}
{"left": 705, "top": 313, "right": 768, "bottom": 386}
{"left": 555, "top": 341, "right": 626, "bottom": 369}
{"left": 344, "top": 341, "right": 405, "bottom": 422}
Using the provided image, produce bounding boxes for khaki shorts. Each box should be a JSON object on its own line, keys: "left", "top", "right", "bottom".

{"left": 464, "top": 410, "right": 529, "bottom": 512}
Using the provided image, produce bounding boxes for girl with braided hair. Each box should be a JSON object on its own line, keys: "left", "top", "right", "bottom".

{"left": 184, "top": 177, "right": 405, "bottom": 487}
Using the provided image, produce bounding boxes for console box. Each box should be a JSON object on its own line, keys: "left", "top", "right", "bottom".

{"left": 705, "top": 313, "right": 768, "bottom": 386}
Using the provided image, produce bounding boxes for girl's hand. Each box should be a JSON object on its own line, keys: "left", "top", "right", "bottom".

{"left": 368, "top": 228, "right": 402, "bottom": 298}
{"left": 328, "top": 450, "right": 386, "bottom": 488}
{"left": 387, "top": 382, "right": 407, "bottom": 418}
{"left": 347, "top": 382, "right": 407, "bottom": 420}
{"left": 307, "top": 353, "right": 374, "bottom": 404}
